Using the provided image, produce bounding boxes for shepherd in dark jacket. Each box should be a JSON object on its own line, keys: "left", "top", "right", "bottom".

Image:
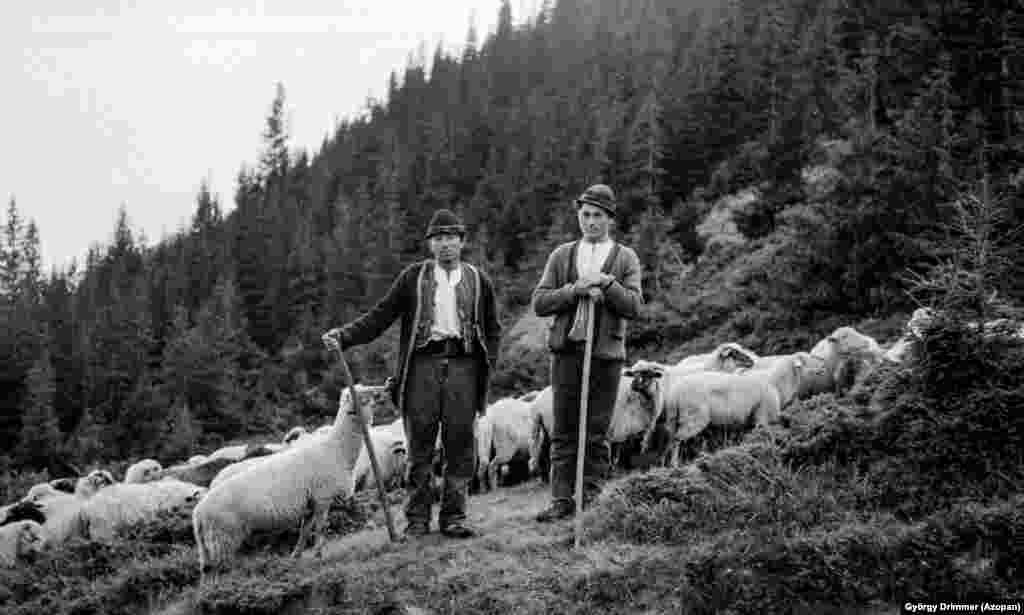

{"left": 532, "top": 184, "right": 643, "bottom": 522}
{"left": 326, "top": 209, "right": 501, "bottom": 539}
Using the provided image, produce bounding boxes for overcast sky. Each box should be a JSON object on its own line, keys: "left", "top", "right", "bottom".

{"left": 3, "top": 1, "right": 510, "bottom": 271}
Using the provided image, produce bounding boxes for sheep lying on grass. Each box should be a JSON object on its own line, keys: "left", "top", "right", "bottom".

{"left": 192, "top": 384, "right": 378, "bottom": 577}
{"left": 0, "top": 520, "right": 45, "bottom": 566}
{"left": 81, "top": 479, "right": 207, "bottom": 542}
{"left": 124, "top": 459, "right": 163, "bottom": 484}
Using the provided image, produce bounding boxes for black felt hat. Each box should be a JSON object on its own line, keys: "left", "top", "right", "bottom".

{"left": 425, "top": 208, "right": 466, "bottom": 239}
{"left": 574, "top": 184, "right": 617, "bottom": 216}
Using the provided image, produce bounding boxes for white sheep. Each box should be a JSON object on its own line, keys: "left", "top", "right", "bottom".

{"left": 32, "top": 492, "right": 89, "bottom": 548}
{"left": 0, "top": 520, "right": 45, "bottom": 567}
{"left": 74, "top": 469, "right": 116, "bottom": 498}
{"left": 81, "top": 479, "right": 207, "bottom": 542}
{"left": 675, "top": 342, "right": 759, "bottom": 371}
{"left": 353, "top": 418, "right": 407, "bottom": 492}
{"left": 799, "top": 327, "right": 883, "bottom": 398}
{"left": 187, "top": 454, "right": 209, "bottom": 466}
{"left": 527, "top": 373, "right": 656, "bottom": 476}
{"left": 206, "top": 444, "right": 250, "bottom": 463}
{"left": 124, "top": 458, "right": 164, "bottom": 484}
{"left": 475, "top": 397, "right": 533, "bottom": 492}
{"left": 19, "top": 469, "right": 115, "bottom": 548}
{"left": 626, "top": 354, "right": 811, "bottom": 467}
{"left": 208, "top": 427, "right": 315, "bottom": 490}
{"left": 192, "top": 384, "right": 376, "bottom": 576}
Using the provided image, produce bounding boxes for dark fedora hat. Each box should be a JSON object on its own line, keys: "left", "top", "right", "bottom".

{"left": 425, "top": 208, "right": 466, "bottom": 239}
{"left": 574, "top": 184, "right": 616, "bottom": 216}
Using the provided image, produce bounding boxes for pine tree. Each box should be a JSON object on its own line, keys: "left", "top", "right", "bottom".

{"left": 2, "top": 196, "right": 23, "bottom": 301}
{"left": 16, "top": 349, "right": 63, "bottom": 469}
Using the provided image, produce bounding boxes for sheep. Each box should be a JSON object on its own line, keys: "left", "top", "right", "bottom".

{"left": 192, "top": 383, "right": 378, "bottom": 576}
{"left": 0, "top": 520, "right": 45, "bottom": 567}
{"left": 353, "top": 418, "right": 408, "bottom": 492}
{"left": 81, "top": 479, "right": 207, "bottom": 542}
{"left": 799, "top": 326, "right": 883, "bottom": 399}
{"left": 187, "top": 454, "right": 208, "bottom": 466}
{"left": 527, "top": 386, "right": 553, "bottom": 481}
{"left": 626, "top": 354, "right": 811, "bottom": 467}
{"left": 124, "top": 458, "right": 164, "bottom": 484}
{"left": 206, "top": 444, "right": 250, "bottom": 463}
{"left": 527, "top": 373, "right": 660, "bottom": 477}
{"left": 475, "top": 397, "right": 534, "bottom": 492}
{"left": 675, "top": 342, "right": 759, "bottom": 372}
{"left": 31, "top": 492, "right": 90, "bottom": 548}
{"left": 155, "top": 457, "right": 241, "bottom": 488}
{"left": 74, "top": 469, "right": 116, "bottom": 498}
{"left": 209, "top": 429, "right": 318, "bottom": 490}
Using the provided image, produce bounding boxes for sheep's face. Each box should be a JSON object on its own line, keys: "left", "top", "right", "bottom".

{"left": 828, "top": 327, "right": 877, "bottom": 358}
{"left": 716, "top": 343, "right": 756, "bottom": 371}
{"left": 623, "top": 362, "right": 664, "bottom": 402}
{"left": 77, "top": 470, "right": 116, "bottom": 496}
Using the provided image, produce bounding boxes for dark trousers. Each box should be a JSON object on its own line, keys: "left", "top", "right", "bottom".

{"left": 550, "top": 351, "right": 623, "bottom": 504}
{"left": 403, "top": 353, "right": 480, "bottom": 527}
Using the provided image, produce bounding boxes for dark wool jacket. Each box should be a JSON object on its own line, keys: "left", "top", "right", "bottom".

{"left": 336, "top": 260, "right": 501, "bottom": 415}
{"left": 532, "top": 239, "right": 643, "bottom": 361}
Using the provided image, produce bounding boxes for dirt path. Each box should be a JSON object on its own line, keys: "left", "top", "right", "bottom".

{"left": 321, "top": 478, "right": 570, "bottom": 558}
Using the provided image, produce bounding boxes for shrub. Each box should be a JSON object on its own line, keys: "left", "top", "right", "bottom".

{"left": 585, "top": 441, "right": 869, "bottom": 546}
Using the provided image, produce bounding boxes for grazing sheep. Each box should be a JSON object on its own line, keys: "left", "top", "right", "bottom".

{"left": 626, "top": 355, "right": 810, "bottom": 467}
{"left": 736, "top": 352, "right": 818, "bottom": 410}
{"left": 0, "top": 520, "right": 45, "bottom": 567}
{"left": 155, "top": 457, "right": 239, "bottom": 488}
{"left": 475, "top": 397, "right": 533, "bottom": 492}
{"left": 799, "top": 327, "right": 883, "bottom": 399}
{"left": 192, "top": 384, "right": 375, "bottom": 576}
{"left": 675, "top": 342, "right": 759, "bottom": 371}
{"left": 209, "top": 431, "right": 315, "bottom": 490}
{"left": 81, "top": 479, "right": 207, "bottom": 542}
{"left": 187, "top": 454, "right": 208, "bottom": 466}
{"left": 124, "top": 459, "right": 164, "bottom": 484}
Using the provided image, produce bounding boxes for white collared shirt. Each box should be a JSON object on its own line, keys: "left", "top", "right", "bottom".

{"left": 430, "top": 262, "right": 462, "bottom": 340}
{"left": 575, "top": 237, "right": 613, "bottom": 278}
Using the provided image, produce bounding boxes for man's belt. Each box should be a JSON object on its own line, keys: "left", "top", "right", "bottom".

{"left": 418, "top": 337, "right": 466, "bottom": 357}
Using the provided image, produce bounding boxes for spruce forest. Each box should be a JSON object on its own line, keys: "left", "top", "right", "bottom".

{"left": 2, "top": 0, "right": 1022, "bottom": 475}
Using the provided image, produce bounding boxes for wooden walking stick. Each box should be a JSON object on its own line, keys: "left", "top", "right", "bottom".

{"left": 574, "top": 298, "right": 596, "bottom": 549}
{"left": 322, "top": 334, "right": 400, "bottom": 543}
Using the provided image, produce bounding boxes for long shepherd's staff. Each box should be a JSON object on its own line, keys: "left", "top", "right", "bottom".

{"left": 574, "top": 298, "right": 596, "bottom": 549}
{"left": 322, "top": 334, "right": 400, "bottom": 543}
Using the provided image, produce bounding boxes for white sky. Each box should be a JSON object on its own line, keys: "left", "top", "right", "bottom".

{"left": 2, "top": 1, "right": 515, "bottom": 271}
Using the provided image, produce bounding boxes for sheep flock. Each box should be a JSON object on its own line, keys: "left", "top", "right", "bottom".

{"left": 1, "top": 310, "right": 1008, "bottom": 575}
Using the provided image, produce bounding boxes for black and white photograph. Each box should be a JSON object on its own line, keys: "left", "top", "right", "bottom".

{"left": 0, "top": 1, "right": 1022, "bottom": 613}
